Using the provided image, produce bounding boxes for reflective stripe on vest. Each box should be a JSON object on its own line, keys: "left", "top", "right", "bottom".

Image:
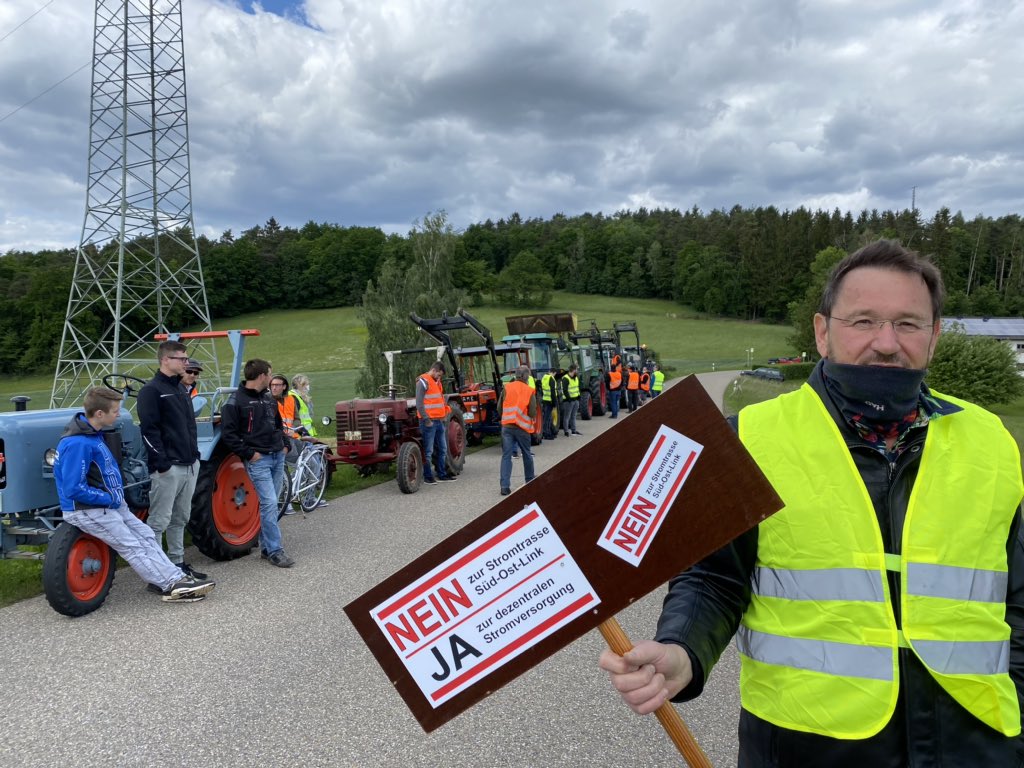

{"left": 566, "top": 375, "right": 580, "bottom": 399}
{"left": 738, "top": 384, "right": 1022, "bottom": 739}
{"left": 419, "top": 374, "right": 448, "bottom": 419}
{"left": 652, "top": 370, "right": 665, "bottom": 392}
{"left": 541, "top": 373, "right": 555, "bottom": 403}
{"left": 501, "top": 380, "right": 534, "bottom": 431}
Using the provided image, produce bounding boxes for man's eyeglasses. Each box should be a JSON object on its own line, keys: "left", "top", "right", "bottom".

{"left": 829, "top": 316, "right": 933, "bottom": 335}
{"left": 167, "top": 355, "right": 189, "bottom": 361}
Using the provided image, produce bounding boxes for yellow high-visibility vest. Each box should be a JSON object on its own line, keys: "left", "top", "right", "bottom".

{"left": 541, "top": 373, "right": 555, "bottom": 403}
{"left": 737, "top": 384, "right": 1022, "bottom": 739}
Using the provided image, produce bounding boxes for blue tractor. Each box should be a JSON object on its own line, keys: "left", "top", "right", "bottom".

{"left": 0, "top": 329, "right": 271, "bottom": 616}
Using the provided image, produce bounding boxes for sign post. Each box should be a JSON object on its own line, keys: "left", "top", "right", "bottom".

{"left": 345, "top": 375, "right": 783, "bottom": 754}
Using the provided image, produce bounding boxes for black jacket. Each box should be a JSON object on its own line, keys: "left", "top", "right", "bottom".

{"left": 220, "top": 385, "right": 285, "bottom": 461}
{"left": 137, "top": 370, "right": 199, "bottom": 473}
{"left": 655, "top": 365, "right": 1024, "bottom": 768}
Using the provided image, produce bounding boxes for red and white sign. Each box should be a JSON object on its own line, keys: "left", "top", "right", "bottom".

{"left": 371, "top": 503, "right": 599, "bottom": 707}
{"left": 597, "top": 425, "right": 702, "bottom": 566}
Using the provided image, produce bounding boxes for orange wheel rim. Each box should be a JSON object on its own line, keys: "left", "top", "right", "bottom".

{"left": 212, "top": 455, "right": 261, "bottom": 543}
{"left": 66, "top": 535, "right": 111, "bottom": 600}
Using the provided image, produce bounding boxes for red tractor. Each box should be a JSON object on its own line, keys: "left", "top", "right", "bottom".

{"left": 333, "top": 344, "right": 466, "bottom": 493}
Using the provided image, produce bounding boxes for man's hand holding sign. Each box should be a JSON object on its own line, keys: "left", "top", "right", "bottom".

{"left": 345, "top": 375, "right": 783, "bottom": 762}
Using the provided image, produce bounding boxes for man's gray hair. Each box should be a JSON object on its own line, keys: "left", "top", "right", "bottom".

{"left": 515, "top": 365, "right": 531, "bottom": 382}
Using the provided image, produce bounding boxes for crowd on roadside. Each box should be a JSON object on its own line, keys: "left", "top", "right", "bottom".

{"left": 53, "top": 340, "right": 324, "bottom": 609}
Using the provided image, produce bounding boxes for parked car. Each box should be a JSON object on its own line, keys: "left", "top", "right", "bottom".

{"left": 741, "top": 367, "right": 785, "bottom": 382}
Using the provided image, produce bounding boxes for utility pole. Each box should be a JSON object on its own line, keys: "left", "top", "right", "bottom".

{"left": 52, "top": 0, "right": 218, "bottom": 407}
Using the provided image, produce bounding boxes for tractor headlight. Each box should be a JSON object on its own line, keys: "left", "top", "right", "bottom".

{"left": 377, "top": 413, "right": 388, "bottom": 425}
{"left": 44, "top": 448, "right": 58, "bottom": 467}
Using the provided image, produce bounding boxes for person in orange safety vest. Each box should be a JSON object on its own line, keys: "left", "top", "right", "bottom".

{"left": 416, "top": 361, "right": 454, "bottom": 484}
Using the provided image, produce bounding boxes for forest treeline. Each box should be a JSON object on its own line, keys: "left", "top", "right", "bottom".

{"left": 1, "top": 205, "right": 1022, "bottom": 376}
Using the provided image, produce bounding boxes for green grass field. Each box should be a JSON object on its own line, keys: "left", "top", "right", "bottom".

{"left": 0, "top": 291, "right": 798, "bottom": 413}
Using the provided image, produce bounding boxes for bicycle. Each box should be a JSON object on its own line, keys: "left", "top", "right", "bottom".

{"left": 277, "top": 440, "right": 331, "bottom": 518}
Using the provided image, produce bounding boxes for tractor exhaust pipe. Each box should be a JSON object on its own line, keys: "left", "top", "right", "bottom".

{"left": 10, "top": 396, "right": 31, "bottom": 412}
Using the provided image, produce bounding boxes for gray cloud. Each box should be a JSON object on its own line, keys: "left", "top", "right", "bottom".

{"left": 1, "top": 0, "right": 1023, "bottom": 253}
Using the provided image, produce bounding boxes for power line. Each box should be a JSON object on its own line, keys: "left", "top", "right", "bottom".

{"left": 0, "top": 0, "right": 57, "bottom": 46}
{"left": 0, "top": 61, "right": 89, "bottom": 124}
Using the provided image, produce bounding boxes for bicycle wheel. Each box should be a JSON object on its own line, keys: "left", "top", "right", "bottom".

{"left": 277, "top": 463, "right": 294, "bottom": 520}
{"left": 298, "top": 448, "right": 329, "bottom": 513}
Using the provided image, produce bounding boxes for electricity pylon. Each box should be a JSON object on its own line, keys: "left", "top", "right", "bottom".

{"left": 52, "top": 0, "right": 218, "bottom": 407}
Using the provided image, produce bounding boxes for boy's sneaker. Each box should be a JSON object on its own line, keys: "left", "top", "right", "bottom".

{"left": 281, "top": 503, "right": 298, "bottom": 516}
{"left": 438, "top": 475, "right": 456, "bottom": 482}
{"left": 424, "top": 476, "right": 438, "bottom": 485}
{"left": 175, "top": 562, "right": 208, "bottom": 580}
{"left": 161, "top": 576, "right": 215, "bottom": 602}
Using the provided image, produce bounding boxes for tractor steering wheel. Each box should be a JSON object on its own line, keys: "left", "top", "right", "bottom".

{"left": 102, "top": 374, "right": 148, "bottom": 399}
{"left": 378, "top": 383, "right": 408, "bottom": 397}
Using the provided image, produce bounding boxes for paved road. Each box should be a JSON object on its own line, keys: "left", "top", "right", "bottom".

{"left": 0, "top": 372, "right": 742, "bottom": 768}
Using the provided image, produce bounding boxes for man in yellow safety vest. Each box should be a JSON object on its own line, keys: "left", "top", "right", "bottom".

{"left": 600, "top": 240, "right": 1024, "bottom": 766}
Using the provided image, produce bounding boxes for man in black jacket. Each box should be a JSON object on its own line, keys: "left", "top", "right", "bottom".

{"left": 138, "top": 340, "right": 205, "bottom": 579}
{"left": 221, "top": 358, "right": 294, "bottom": 568}
{"left": 600, "top": 240, "right": 1024, "bottom": 767}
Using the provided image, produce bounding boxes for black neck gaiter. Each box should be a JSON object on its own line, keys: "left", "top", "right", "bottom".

{"left": 821, "top": 359, "right": 927, "bottom": 444}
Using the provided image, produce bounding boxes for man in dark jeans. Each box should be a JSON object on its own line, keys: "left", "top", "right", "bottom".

{"left": 415, "top": 361, "right": 454, "bottom": 484}
{"left": 221, "top": 359, "right": 295, "bottom": 568}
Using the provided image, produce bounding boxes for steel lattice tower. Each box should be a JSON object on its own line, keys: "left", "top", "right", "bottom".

{"left": 52, "top": 0, "right": 218, "bottom": 407}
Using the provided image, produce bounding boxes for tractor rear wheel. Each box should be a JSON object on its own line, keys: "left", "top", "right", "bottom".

{"left": 396, "top": 441, "right": 423, "bottom": 494}
{"left": 579, "top": 390, "right": 593, "bottom": 420}
{"left": 43, "top": 523, "right": 116, "bottom": 617}
{"left": 445, "top": 408, "right": 467, "bottom": 476}
{"left": 188, "top": 447, "right": 260, "bottom": 560}
{"left": 591, "top": 382, "right": 605, "bottom": 416}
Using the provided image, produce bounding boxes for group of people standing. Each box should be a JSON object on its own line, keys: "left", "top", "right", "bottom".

{"left": 52, "top": 341, "right": 321, "bottom": 609}
{"left": 539, "top": 364, "right": 585, "bottom": 440}
{"left": 603, "top": 356, "right": 664, "bottom": 417}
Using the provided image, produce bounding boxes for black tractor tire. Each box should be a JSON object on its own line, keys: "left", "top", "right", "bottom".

{"left": 188, "top": 447, "right": 260, "bottom": 560}
{"left": 396, "top": 441, "right": 423, "bottom": 494}
{"left": 591, "top": 383, "right": 605, "bottom": 416}
{"left": 445, "top": 408, "right": 467, "bottom": 476}
{"left": 579, "top": 390, "right": 593, "bottom": 421}
{"left": 43, "top": 522, "right": 116, "bottom": 617}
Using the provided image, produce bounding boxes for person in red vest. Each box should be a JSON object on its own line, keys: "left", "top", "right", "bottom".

{"left": 416, "top": 361, "right": 454, "bottom": 485}
{"left": 498, "top": 365, "right": 537, "bottom": 496}
{"left": 625, "top": 363, "right": 640, "bottom": 412}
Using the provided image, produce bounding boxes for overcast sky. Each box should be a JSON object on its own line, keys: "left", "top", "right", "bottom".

{"left": 1, "top": 0, "right": 1023, "bottom": 253}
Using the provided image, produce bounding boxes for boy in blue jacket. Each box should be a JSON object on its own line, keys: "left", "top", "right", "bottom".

{"left": 53, "top": 386, "right": 215, "bottom": 603}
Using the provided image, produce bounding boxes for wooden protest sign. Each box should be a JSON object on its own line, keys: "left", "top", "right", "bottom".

{"left": 345, "top": 375, "right": 783, "bottom": 733}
